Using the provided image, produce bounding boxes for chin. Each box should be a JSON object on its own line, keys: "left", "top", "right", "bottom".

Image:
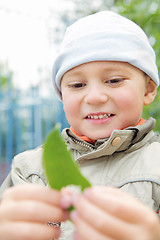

{"left": 91, "top": 133, "right": 112, "bottom": 140}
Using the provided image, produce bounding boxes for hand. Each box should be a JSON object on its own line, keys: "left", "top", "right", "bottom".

{"left": 0, "top": 184, "right": 70, "bottom": 240}
{"left": 70, "top": 186, "right": 160, "bottom": 240}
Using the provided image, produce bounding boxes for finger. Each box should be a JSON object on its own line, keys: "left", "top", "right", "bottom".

{"left": 0, "top": 200, "right": 68, "bottom": 223}
{"left": 70, "top": 211, "right": 112, "bottom": 240}
{"left": 0, "top": 222, "right": 61, "bottom": 240}
{"left": 83, "top": 186, "right": 153, "bottom": 223}
{"left": 60, "top": 188, "right": 73, "bottom": 209}
{"left": 1, "top": 184, "right": 61, "bottom": 207}
{"left": 72, "top": 195, "right": 133, "bottom": 240}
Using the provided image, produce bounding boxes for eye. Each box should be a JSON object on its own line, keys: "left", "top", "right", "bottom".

{"left": 105, "top": 78, "right": 125, "bottom": 85}
{"left": 68, "top": 82, "right": 86, "bottom": 89}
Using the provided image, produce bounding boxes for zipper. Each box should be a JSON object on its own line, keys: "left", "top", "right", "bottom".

{"left": 71, "top": 137, "right": 95, "bottom": 151}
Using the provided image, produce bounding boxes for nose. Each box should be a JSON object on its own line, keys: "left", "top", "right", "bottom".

{"left": 84, "top": 85, "right": 108, "bottom": 105}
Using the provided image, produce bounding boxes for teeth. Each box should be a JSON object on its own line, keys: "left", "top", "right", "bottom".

{"left": 99, "top": 115, "right": 104, "bottom": 119}
{"left": 87, "top": 114, "right": 112, "bottom": 119}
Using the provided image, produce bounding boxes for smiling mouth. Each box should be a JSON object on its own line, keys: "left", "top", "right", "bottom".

{"left": 85, "top": 113, "right": 114, "bottom": 120}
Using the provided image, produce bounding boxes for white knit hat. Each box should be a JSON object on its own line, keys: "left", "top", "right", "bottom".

{"left": 52, "top": 11, "right": 159, "bottom": 99}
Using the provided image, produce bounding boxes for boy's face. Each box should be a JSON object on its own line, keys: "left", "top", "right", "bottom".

{"left": 61, "top": 61, "right": 155, "bottom": 140}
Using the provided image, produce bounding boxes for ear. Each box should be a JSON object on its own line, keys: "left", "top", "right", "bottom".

{"left": 144, "top": 77, "right": 157, "bottom": 106}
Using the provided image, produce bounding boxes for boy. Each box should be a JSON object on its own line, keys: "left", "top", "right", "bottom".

{"left": 0, "top": 11, "right": 160, "bottom": 240}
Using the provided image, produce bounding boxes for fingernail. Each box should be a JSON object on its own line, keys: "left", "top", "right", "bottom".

{"left": 55, "top": 227, "right": 61, "bottom": 238}
{"left": 83, "top": 188, "right": 91, "bottom": 198}
{"left": 63, "top": 210, "right": 69, "bottom": 220}
{"left": 73, "top": 231, "right": 79, "bottom": 240}
{"left": 70, "top": 210, "right": 78, "bottom": 222}
{"left": 60, "top": 195, "right": 72, "bottom": 209}
{"left": 72, "top": 194, "right": 78, "bottom": 206}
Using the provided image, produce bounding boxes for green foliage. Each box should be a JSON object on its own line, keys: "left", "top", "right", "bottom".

{"left": 43, "top": 126, "right": 91, "bottom": 191}
{"left": 1, "top": 76, "right": 7, "bottom": 89}
{"left": 0, "top": 62, "right": 13, "bottom": 91}
{"left": 143, "top": 91, "right": 160, "bottom": 133}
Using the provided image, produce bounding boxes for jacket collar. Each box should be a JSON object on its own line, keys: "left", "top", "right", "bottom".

{"left": 61, "top": 118, "right": 156, "bottom": 157}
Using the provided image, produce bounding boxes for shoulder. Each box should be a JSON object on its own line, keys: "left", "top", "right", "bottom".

{"left": 116, "top": 136, "right": 160, "bottom": 185}
{"left": 12, "top": 145, "right": 43, "bottom": 168}
{"left": 140, "top": 138, "right": 160, "bottom": 171}
{"left": 11, "top": 146, "right": 45, "bottom": 183}
{"left": 135, "top": 132, "right": 160, "bottom": 163}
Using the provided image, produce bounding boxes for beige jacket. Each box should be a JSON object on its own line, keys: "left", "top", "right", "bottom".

{"left": 1, "top": 117, "right": 160, "bottom": 239}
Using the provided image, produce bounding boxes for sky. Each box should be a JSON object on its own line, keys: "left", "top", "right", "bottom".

{"left": 0, "top": 0, "right": 72, "bottom": 90}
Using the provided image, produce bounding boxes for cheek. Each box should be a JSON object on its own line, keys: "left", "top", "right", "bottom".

{"left": 115, "top": 89, "right": 142, "bottom": 111}
{"left": 115, "top": 93, "right": 132, "bottom": 110}
{"left": 63, "top": 96, "right": 79, "bottom": 121}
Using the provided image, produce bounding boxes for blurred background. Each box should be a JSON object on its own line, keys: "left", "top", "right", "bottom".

{"left": 0, "top": 0, "right": 160, "bottom": 184}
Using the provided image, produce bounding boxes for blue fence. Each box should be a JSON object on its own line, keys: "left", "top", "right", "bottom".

{"left": 0, "top": 80, "right": 69, "bottom": 184}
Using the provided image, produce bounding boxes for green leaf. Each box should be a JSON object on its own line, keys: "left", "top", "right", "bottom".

{"left": 43, "top": 126, "right": 91, "bottom": 191}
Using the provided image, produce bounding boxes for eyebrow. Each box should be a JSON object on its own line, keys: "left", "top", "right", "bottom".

{"left": 63, "top": 72, "right": 85, "bottom": 81}
{"left": 64, "top": 62, "right": 134, "bottom": 78}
